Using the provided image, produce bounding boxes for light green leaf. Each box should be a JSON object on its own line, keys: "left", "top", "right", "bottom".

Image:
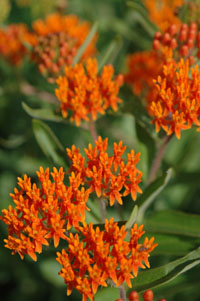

{"left": 32, "top": 119, "right": 69, "bottom": 167}
{"left": 137, "top": 169, "right": 173, "bottom": 223}
{"left": 98, "top": 37, "right": 123, "bottom": 72}
{"left": 95, "top": 286, "right": 119, "bottom": 301}
{"left": 22, "top": 102, "right": 66, "bottom": 123}
{"left": 145, "top": 210, "right": 200, "bottom": 238}
{"left": 73, "top": 22, "right": 98, "bottom": 65}
{"left": 130, "top": 247, "right": 200, "bottom": 292}
{"left": 125, "top": 205, "right": 138, "bottom": 230}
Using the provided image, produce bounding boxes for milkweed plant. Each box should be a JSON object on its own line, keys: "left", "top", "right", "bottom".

{"left": 0, "top": 1, "right": 200, "bottom": 301}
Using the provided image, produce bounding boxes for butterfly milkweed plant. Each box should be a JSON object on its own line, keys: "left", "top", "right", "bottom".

{"left": 1, "top": 0, "right": 200, "bottom": 300}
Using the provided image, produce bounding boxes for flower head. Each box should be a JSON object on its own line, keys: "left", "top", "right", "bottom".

{"left": 32, "top": 13, "right": 97, "bottom": 78}
{"left": 149, "top": 56, "right": 200, "bottom": 138}
{"left": 143, "top": 0, "right": 183, "bottom": 32}
{"left": 0, "top": 167, "right": 90, "bottom": 261}
{"left": 67, "top": 136, "right": 142, "bottom": 205}
{"left": 57, "top": 218, "right": 157, "bottom": 301}
{"left": 55, "top": 59, "right": 124, "bottom": 125}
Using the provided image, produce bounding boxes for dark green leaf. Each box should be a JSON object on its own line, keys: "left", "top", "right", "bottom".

{"left": 32, "top": 119, "right": 69, "bottom": 167}
{"left": 148, "top": 233, "right": 200, "bottom": 256}
{"left": 137, "top": 169, "right": 173, "bottom": 223}
{"left": 135, "top": 122, "right": 156, "bottom": 181}
{"left": 145, "top": 210, "right": 200, "bottom": 238}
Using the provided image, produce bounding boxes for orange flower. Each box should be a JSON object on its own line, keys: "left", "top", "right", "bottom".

{"left": 55, "top": 58, "right": 124, "bottom": 125}
{"left": 67, "top": 136, "right": 142, "bottom": 205}
{"left": 0, "top": 167, "right": 90, "bottom": 261}
{"left": 125, "top": 50, "right": 164, "bottom": 96}
{"left": 32, "top": 13, "right": 97, "bottom": 78}
{"left": 0, "top": 24, "right": 36, "bottom": 65}
{"left": 143, "top": 0, "right": 183, "bottom": 32}
{"left": 149, "top": 56, "right": 200, "bottom": 138}
{"left": 57, "top": 218, "right": 157, "bottom": 301}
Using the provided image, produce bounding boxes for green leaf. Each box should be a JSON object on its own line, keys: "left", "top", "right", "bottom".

{"left": 22, "top": 102, "right": 66, "bottom": 123}
{"left": 98, "top": 37, "right": 123, "bottom": 72}
{"left": 126, "top": 1, "right": 157, "bottom": 36}
{"left": 39, "top": 259, "right": 64, "bottom": 287}
{"left": 148, "top": 233, "right": 200, "bottom": 256}
{"left": 135, "top": 122, "right": 156, "bottom": 181}
{"left": 73, "top": 22, "right": 98, "bottom": 65}
{"left": 125, "top": 205, "right": 138, "bottom": 230}
{"left": 32, "top": 119, "right": 69, "bottom": 167}
{"left": 129, "top": 247, "right": 200, "bottom": 292}
{"left": 144, "top": 210, "right": 200, "bottom": 238}
{"left": 137, "top": 169, "right": 173, "bottom": 223}
{"left": 95, "top": 286, "right": 119, "bottom": 301}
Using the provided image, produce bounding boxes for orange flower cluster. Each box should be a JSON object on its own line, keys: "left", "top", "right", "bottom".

{"left": 55, "top": 58, "right": 124, "bottom": 125}
{"left": 143, "top": 0, "right": 183, "bottom": 32}
{"left": 57, "top": 218, "right": 157, "bottom": 301}
{"left": 0, "top": 24, "right": 36, "bottom": 65}
{"left": 32, "top": 13, "right": 97, "bottom": 77}
{"left": 153, "top": 22, "right": 200, "bottom": 64}
{"left": 149, "top": 54, "right": 200, "bottom": 138}
{"left": 0, "top": 167, "right": 90, "bottom": 261}
{"left": 124, "top": 50, "right": 164, "bottom": 96}
{"left": 67, "top": 136, "right": 142, "bottom": 205}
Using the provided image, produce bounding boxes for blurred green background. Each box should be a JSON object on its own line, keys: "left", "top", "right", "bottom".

{"left": 0, "top": 0, "right": 200, "bottom": 300}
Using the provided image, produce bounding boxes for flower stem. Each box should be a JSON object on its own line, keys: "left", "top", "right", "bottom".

{"left": 89, "top": 117, "right": 98, "bottom": 141}
{"left": 147, "top": 134, "right": 173, "bottom": 185}
{"left": 119, "top": 285, "right": 127, "bottom": 301}
{"left": 100, "top": 198, "right": 106, "bottom": 222}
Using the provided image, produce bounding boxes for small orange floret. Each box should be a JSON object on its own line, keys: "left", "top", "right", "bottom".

{"left": 57, "top": 219, "right": 157, "bottom": 301}
{"left": 55, "top": 58, "right": 124, "bottom": 125}
{"left": 67, "top": 136, "right": 143, "bottom": 205}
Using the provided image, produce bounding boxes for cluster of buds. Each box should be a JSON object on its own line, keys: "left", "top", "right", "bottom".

{"left": 153, "top": 22, "right": 200, "bottom": 63}
{"left": 126, "top": 289, "right": 166, "bottom": 301}
{"left": 57, "top": 219, "right": 157, "bottom": 301}
{"left": 32, "top": 32, "right": 77, "bottom": 80}
{"left": 32, "top": 13, "right": 97, "bottom": 79}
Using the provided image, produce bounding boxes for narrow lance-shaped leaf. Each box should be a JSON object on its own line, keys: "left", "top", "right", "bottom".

{"left": 129, "top": 247, "right": 200, "bottom": 292}
{"left": 135, "top": 121, "right": 156, "bottom": 181}
{"left": 22, "top": 102, "right": 66, "bottom": 123}
{"left": 136, "top": 168, "right": 173, "bottom": 223}
{"left": 72, "top": 22, "right": 98, "bottom": 65}
{"left": 144, "top": 210, "right": 200, "bottom": 238}
{"left": 32, "top": 119, "right": 69, "bottom": 168}
{"left": 98, "top": 37, "right": 123, "bottom": 72}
